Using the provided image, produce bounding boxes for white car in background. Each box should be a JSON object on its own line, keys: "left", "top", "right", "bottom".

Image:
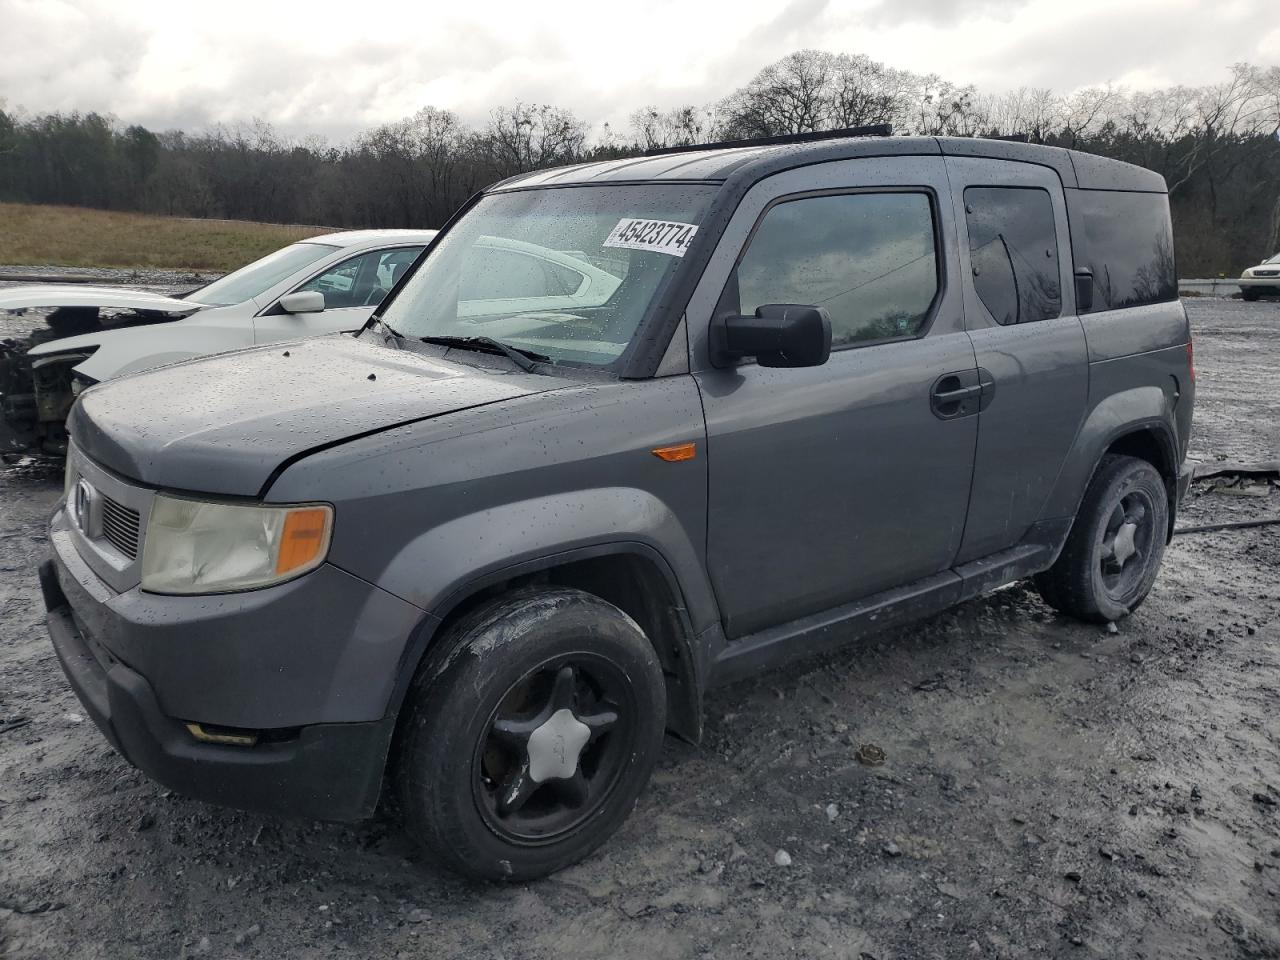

{"left": 1239, "top": 252, "right": 1280, "bottom": 300}
{"left": 0, "top": 230, "right": 435, "bottom": 452}
{"left": 0, "top": 229, "right": 624, "bottom": 453}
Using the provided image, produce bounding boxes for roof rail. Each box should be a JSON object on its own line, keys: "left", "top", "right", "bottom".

{"left": 643, "top": 123, "right": 893, "bottom": 157}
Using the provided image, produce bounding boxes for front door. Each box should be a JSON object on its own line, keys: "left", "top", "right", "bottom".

{"left": 694, "top": 157, "right": 979, "bottom": 638}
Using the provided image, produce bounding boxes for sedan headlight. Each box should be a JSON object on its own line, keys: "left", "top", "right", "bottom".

{"left": 141, "top": 495, "right": 333, "bottom": 595}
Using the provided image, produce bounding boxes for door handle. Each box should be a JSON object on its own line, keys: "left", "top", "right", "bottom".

{"left": 933, "top": 384, "right": 981, "bottom": 404}
{"left": 930, "top": 371, "right": 981, "bottom": 420}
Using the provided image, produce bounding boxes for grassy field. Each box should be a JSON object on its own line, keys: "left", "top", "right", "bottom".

{"left": 0, "top": 203, "right": 331, "bottom": 272}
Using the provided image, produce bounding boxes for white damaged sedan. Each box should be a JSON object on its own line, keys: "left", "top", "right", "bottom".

{"left": 0, "top": 229, "right": 435, "bottom": 452}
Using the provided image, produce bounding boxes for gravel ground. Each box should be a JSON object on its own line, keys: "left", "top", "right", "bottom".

{"left": 1, "top": 298, "right": 1278, "bottom": 960}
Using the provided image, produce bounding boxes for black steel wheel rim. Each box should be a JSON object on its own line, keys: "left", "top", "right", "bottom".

{"left": 471, "top": 652, "right": 636, "bottom": 845}
{"left": 1098, "top": 488, "right": 1156, "bottom": 601}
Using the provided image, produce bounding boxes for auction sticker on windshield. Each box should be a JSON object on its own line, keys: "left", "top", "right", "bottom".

{"left": 603, "top": 219, "right": 698, "bottom": 257}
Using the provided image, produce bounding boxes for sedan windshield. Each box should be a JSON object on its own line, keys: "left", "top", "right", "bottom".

{"left": 187, "top": 242, "right": 338, "bottom": 307}
{"left": 378, "top": 184, "right": 716, "bottom": 369}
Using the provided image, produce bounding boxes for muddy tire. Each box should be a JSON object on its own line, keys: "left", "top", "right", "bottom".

{"left": 396, "top": 587, "right": 666, "bottom": 881}
{"left": 1035, "top": 455, "right": 1169, "bottom": 623}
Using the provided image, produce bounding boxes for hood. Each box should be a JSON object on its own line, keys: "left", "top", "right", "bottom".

{"left": 69, "top": 334, "right": 567, "bottom": 496}
{"left": 0, "top": 284, "right": 201, "bottom": 316}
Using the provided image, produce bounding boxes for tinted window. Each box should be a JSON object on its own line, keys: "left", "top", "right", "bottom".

{"left": 459, "top": 246, "right": 585, "bottom": 300}
{"left": 1067, "top": 190, "right": 1176, "bottom": 312}
{"left": 732, "top": 192, "right": 938, "bottom": 348}
{"left": 964, "top": 187, "right": 1061, "bottom": 325}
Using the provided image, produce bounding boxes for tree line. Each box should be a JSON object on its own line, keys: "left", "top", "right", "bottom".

{"left": 1, "top": 52, "right": 1277, "bottom": 277}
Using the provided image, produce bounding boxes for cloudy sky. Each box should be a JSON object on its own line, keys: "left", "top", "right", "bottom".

{"left": 1, "top": 0, "right": 1273, "bottom": 142}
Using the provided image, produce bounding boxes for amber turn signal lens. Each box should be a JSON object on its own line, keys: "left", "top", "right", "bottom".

{"left": 651, "top": 442, "right": 697, "bottom": 462}
{"left": 275, "top": 507, "right": 332, "bottom": 576}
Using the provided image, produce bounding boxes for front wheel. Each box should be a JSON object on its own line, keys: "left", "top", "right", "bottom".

{"left": 1035, "top": 455, "right": 1170, "bottom": 622}
{"left": 1241, "top": 287, "right": 1260, "bottom": 302}
{"left": 396, "top": 588, "right": 666, "bottom": 881}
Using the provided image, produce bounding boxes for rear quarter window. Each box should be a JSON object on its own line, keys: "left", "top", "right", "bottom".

{"left": 1067, "top": 189, "right": 1177, "bottom": 312}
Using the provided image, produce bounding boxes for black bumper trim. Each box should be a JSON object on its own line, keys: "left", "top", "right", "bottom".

{"left": 41, "top": 559, "right": 393, "bottom": 822}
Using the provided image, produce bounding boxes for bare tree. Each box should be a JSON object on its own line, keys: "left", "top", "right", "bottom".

{"left": 629, "top": 105, "right": 711, "bottom": 150}
{"left": 483, "top": 103, "right": 587, "bottom": 173}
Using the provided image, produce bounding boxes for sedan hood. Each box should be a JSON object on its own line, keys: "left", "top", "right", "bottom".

{"left": 0, "top": 284, "right": 200, "bottom": 315}
{"left": 69, "top": 334, "right": 565, "bottom": 496}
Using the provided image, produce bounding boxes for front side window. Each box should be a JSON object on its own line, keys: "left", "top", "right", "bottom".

{"left": 296, "top": 246, "right": 425, "bottom": 309}
{"left": 729, "top": 191, "right": 939, "bottom": 348}
{"left": 965, "top": 187, "right": 1061, "bottom": 325}
{"left": 379, "top": 184, "right": 716, "bottom": 369}
{"left": 187, "top": 242, "right": 338, "bottom": 307}
{"left": 375, "top": 247, "right": 425, "bottom": 291}
{"left": 298, "top": 252, "right": 371, "bottom": 308}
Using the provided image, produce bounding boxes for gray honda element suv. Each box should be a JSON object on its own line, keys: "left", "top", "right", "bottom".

{"left": 40, "top": 130, "right": 1194, "bottom": 880}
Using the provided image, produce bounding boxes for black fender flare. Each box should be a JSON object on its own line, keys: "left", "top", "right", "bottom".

{"left": 385, "top": 540, "right": 709, "bottom": 742}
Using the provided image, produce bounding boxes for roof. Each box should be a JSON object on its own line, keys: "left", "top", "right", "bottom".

{"left": 309, "top": 229, "right": 439, "bottom": 248}
{"left": 490, "top": 135, "right": 1166, "bottom": 194}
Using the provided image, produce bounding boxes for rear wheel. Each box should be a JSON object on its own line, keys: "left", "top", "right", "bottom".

{"left": 1035, "top": 455, "right": 1169, "bottom": 622}
{"left": 396, "top": 587, "right": 666, "bottom": 881}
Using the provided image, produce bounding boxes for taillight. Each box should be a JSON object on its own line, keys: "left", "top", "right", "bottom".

{"left": 1186, "top": 339, "right": 1195, "bottom": 383}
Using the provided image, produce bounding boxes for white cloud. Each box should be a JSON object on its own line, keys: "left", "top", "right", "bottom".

{"left": 0, "top": 0, "right": 1271, "bottom": 142}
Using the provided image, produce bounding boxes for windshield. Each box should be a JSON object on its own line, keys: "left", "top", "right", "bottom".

{"left": 187, "top": 242, "right": 339, "bottom": 307}
{"left": 1268, "top": 252, "right": 1280, "bottom": 264}
{"left": 378, "top": 184, "right": 716, "bottom": 369}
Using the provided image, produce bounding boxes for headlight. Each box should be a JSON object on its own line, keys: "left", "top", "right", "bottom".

{"left": 141, "top": 495, "right": 333, "bottom": 595}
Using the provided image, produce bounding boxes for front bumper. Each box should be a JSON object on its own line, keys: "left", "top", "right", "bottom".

{"left": 40, "top": 507, "right": 425, "bottom": 821}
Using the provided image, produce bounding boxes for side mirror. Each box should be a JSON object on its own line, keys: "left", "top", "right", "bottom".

{"left": 720, "top": 304, "right": 832, "bottom": 368}
{"left": 1073, "top": 269, "right": 1094, "bottom": 313}
{"left": 278, "top": 291, "right": 325, "bottom": 314}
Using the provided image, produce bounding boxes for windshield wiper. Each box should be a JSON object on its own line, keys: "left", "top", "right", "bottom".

{"left": 419, "top": 335, "right": 549, "bottom": 372}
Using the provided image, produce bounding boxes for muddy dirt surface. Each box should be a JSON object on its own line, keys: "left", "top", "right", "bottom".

{"left": 1, "top": 299, "right": 1278, "bottom": 959}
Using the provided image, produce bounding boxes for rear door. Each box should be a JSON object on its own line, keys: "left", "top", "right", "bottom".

{"left": 943, "top": 157, "right": 1088, "bottom": 562}
{"left": 691, "top": 156, "right": 979, "bottom": 638}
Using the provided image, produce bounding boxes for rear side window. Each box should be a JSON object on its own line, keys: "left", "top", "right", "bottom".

{"left": 1067, "top": 190, "right": 1176, "bottom": 312}
{"left": 731, "top": 192, "right": 939, "bottom": 348}
{"left": 964, "top": 187, "right": 1062, "bottom": 325}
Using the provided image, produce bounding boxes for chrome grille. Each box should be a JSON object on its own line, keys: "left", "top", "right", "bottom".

{"left": 100, "top": 494, "right": 141, "bottom": 559}
{"left": 64, "top": 440, "right": 155, "bottom": 593}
